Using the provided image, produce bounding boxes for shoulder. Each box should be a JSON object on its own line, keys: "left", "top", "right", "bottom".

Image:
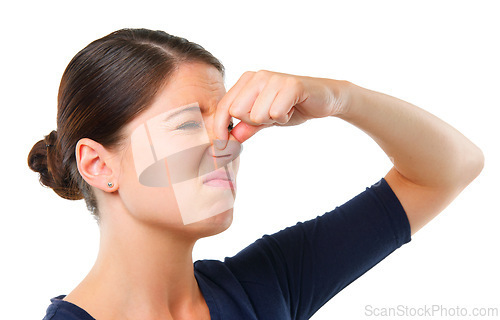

{"left": 194, "top": 258, "right": 289, "bottom": 319}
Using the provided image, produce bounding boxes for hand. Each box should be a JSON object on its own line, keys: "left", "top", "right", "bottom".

{"left": 214, "top": 70, "right": 349, "bottom": 145}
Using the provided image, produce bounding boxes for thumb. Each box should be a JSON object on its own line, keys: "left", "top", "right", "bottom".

{"left": 231, "top": 121, "right": 273, "bottom": 143}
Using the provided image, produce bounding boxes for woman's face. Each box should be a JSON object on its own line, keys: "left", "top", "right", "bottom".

{"left": 114, "top": 62, "right": 241, "bottom": 237}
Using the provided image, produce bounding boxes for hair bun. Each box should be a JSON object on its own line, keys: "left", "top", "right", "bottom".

{"left": 28, "top": 130, "right": 83, "bottom": 200}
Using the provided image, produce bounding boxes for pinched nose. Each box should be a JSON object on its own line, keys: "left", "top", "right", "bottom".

{"left": 208, "top": 137, "right": 243, "bottom": 166}
{"left": 213, "top": 140, "right": 227, "bottom": 151}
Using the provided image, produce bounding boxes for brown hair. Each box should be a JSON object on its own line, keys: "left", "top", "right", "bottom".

{"left": 27, "top": 28, "right": 225, "bottom": 217}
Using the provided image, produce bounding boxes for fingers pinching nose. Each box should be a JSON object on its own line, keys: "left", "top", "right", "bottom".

{"left": 214, "top": 118, "right": 236, "bottom": 150}
{"left": 214, "top": 126, "right": 228, "bottom": 150}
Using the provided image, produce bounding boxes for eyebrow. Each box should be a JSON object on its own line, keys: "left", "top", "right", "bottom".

{"left": 164, "top": 105, "right": 201, "bottom": 122}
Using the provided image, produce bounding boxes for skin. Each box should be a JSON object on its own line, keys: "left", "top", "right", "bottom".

{"left": 67, "top": 62, "right": 235, "bottom": 320}
{"left": 65, "top": 63, "right": 484, "bottom": 320}
{"left": 213, "top": 70, "right": 484, "bottom": 234}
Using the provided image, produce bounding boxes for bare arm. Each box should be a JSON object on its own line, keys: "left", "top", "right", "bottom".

{"left": 214, "top": 70, "right": 484, "bottom": 236}
{"left": 333, "top": 81, "right": 485, "bottom": 235}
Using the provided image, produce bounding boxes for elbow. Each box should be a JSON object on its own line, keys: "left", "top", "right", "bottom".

{"left": 458, "top": 144, "right": 485, "bottom": 188}
{"left": 471, "top": 146, "right": 485, "bottom": 180}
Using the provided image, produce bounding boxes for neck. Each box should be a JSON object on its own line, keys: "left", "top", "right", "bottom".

{"left": 66, "top": 205, "right": 209, "bottom": 319}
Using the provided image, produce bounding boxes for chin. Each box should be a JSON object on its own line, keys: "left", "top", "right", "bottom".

{"left": 190, "top": 208, "right": 234, "bottom": 238}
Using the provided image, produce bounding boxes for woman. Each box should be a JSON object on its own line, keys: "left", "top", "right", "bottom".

{"left": 29, "top": 28, "right": 484, "bottom": 320}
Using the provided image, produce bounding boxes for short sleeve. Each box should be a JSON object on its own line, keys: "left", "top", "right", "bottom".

{"left": 224, "top": 177, "right": 411, "bottom": 320}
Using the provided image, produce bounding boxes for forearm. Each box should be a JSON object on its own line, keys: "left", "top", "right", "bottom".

{"left": 332, "top": 81, "right": 484, "bottom": 189}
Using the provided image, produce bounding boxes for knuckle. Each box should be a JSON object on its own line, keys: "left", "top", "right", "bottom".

{"left": 286, "top": 76, "right": 301, "bottom": 89}
{"left": 250, "top": 113, "right": 265, "bottom": 124}
{"left": 242, "top": 71, "right": 256, "bottom": 79}
{"left": 269, "top": 74, "right": 282, "bottom": 85}
{"left": 269, "top": 109, "right": 282, "bottom": 119}
{"left": 256, "top": 69, "right": 271, "bottom": 78}
{"left": 228, "top": 104, "right": 244, "bottom": 118}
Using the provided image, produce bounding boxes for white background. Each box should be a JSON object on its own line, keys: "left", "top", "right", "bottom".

{"left": 1, "top": 0, "right": 499, "bottom": 319}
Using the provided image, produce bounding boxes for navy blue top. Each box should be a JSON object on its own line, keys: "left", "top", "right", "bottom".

{"left": 43, "top": 177, "right": 411, "bottom": 320}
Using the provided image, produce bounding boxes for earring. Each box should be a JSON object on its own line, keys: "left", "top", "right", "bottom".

{"left": 107, "top": 182, "right": 114, "bottom": 188}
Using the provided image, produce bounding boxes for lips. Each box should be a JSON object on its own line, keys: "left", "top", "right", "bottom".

{"left": 202, "top": 167, "right": 235, "bottom": 184}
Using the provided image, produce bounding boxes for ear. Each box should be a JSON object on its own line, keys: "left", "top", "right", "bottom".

{"left": 75, "top": 138, "right": 119, "bottom": 192}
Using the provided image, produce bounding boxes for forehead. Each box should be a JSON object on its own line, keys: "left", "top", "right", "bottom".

{"left": 152, "top": 62, "right": 225, "bottom": 115}
{"left": 124, "top": 62, "right": 226, "bottom": 135}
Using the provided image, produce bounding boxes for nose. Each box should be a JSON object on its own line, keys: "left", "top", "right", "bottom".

{"left": 206, "top": 133, "right": 242, "bottom": 170}
{"left": 203, "top": 114, "right": 228, "bottom": 152}
{"left": 202, "top": 111, "right": 241, "bottom": 162}
{"left": 208, "top": 132, "right": 240, "bottom": 155}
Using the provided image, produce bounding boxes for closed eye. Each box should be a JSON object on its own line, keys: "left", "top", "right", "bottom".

{"left": 176, "top": 121, "right": 202, "bottom": 130}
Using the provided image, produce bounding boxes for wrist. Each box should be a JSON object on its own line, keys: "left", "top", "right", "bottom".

{"left": 328, "top": 79, "right": 356, "bottom": 118}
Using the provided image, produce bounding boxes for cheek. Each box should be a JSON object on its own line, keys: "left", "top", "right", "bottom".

{"left": 118, "top": 153, "right": 185, "bottom": 225}
{"left": 121, "top": 179, "right": 184, "bottom": 225}
{"left": 117, "top": 137, "right": 238, "bottom": 228}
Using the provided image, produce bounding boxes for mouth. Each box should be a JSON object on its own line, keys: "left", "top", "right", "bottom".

{"left": 202, "top": 166, "right": 236, "bottom": 189}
